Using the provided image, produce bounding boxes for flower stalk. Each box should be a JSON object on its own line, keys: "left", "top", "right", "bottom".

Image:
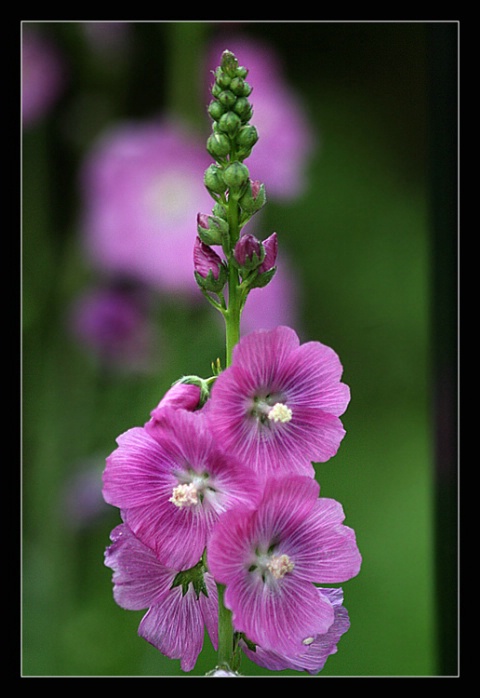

{"left": 199, "top": 49, "right": 270, "bottom": 671}
{"left": 102, "top": 46, "right": 360, "bottom": 678}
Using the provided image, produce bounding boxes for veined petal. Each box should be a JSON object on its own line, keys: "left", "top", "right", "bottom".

{"left": 104, "top": 524, "right": 173, "bottom": 611}
{"left": 226, "top": 573, "right": 335, "bottom": 656}
{"left": 138, "top": 585, "right": 205, "bottom": 672}
{"left": 285, "top": 498, "right": 362, "bottom": 583}
{"left": 241, "top": 587, "right": 351, "bottom": 674}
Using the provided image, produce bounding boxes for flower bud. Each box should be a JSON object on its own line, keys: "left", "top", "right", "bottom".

{"left": 206, "top": 132, "right": 231, "bottom": 160}
{"left": 197, "top": 212, "right": 229, "bottom": 246}
{"left": 221, "top": 50, "right": 240, "bottom": 77}
{"left": 218, "top": 110, "right": 241, "bottom": 137}
{"left": 246, "top": 232, "right": 278, "bottom": 289}
{"left": 207, "top": 99, "right": 225, "bottom": 121}
{"left": 223, "top": 161, "right": 250, "bottom": 190}
{"left": 234, "top": 233, "right": 265, "bottom": 271}
{"left": 193, "top": 237, "right": 227, "bottom": 293}
{"left": 237, "top": 125, "right": 258, "bottom": 151}
{"left": 204, "top": 164, "right": 226, "bottom": 195}
{"left": 233, "top": 97, "right": 253, "bottom": 122}
{"left": 239, "top": 179, "right": 267, "bottom": 216}
{"left": 218, "top": 89, "right": 237, "bottom": 108}
{"left": 258, "top": 232, "right": 278, "bottom": 273}
{"left": 229, "top": 76, "right": 252, "bottom": 97}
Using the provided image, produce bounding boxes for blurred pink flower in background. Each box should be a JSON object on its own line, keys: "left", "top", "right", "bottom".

{"left": 205, "top": 34, "right": 316, "bottom": 200}
{"left": 62, "top": 460, "right": 109, "bottom": 530}
{"left": 69, "top": 283, "right": 156, "bottom": 372}
{"left": 80, "top": 120, "right": 215, "bottom": 296}
{"left": 241, "top": 252, "right": 300, "bottom": 334}
{"left": 22, "top": 27, "right": 66, "bottom": 127}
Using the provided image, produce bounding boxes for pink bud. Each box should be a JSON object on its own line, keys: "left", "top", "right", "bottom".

{"left": 193, "top": 236, "right": 223, "bottom": 280}
{"left": 258, "top": 232, "right": 278, "bottom": 272}
{"left": 234, "top": 233, "right": 263, "bottom": 267}
{"left": 251, "top": 180, "right": 262, "bottom": 199}
{"left": 197, "top": 213, "right": 210, "bottom": 230}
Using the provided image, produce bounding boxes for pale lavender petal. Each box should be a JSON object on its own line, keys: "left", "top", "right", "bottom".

{"left": 254, "top": 476, "right": 320, "bottom": 542}
{"left": 286, "top": 499, "right": 362, "bottom": 583}
{"left": 242, "top": 587, "right": 351, "bottom": 674}
{"left": 105, "top": 523, "right": 218, "bottom": 672}
{"left": 283, "top": 340, "right": 351, "bottom": 416}
{"left": 138, "top": 584, "right": 205, "bottom": 672}
{"left": 231, "top": 325, "right": 300, "bottom": 384}
{"left": 225, "top": 573, "right": 334, "bottom": 656}
{"left": 105, "top": 524, "right": 174, "bottom": 611}
{"left": 200, "top": 573, "right": 219, "bottom": 651}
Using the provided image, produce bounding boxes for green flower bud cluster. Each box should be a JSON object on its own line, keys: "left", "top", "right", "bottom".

{"left": 196, "top": 50, "right": 275, "bottom": 322}
{"left": 204, "top": 50, "right": 259, "bottom": 206}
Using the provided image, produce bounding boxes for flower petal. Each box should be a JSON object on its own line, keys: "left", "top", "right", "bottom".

{"left": 104, "top": 524, "right": 174, "bottom": 611}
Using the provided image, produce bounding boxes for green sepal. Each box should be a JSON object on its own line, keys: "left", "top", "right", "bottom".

{"left": 194, "top": 265, "right": 227, "bottom": 294}
{"left": 250, "top": 266, "right": 277, "bottom": 289}
{"left": 237, "top": 632, "right": 257, "bottom": 653}
{"left": 170, "top": 558, "right": 209, "bottom": 600}
{"left": 173, "top": 375, "right": 211, "bottom": 406}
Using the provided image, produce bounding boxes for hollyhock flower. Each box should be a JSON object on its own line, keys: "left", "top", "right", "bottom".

{"left": 102, "top": 406, "right": 262, "bottom": 570}
{"left": 207, "top": 326, "right": 350, "bottom": 480}
{"left": 205, "top": 35, "right": 316, "bottom": 200}
{"left": 80, "top": 120, "right": 214, "bottom": 295}
{"left": 22, "top": 28, "right": 66, "bottom": 127}
{"left": 241, "top": 587, "right": 351, "bottom": 674}
{"left": 105, "top": 523, "right": 218, "bottom": 672}
{"left": 69, "top": 283, "right": 155, "bottom": 371}
{"left": 207, "top": 475, "right": 361, "bottom": 657}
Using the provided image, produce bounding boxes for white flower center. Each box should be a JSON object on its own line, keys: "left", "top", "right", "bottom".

{"left": 266, "top": 553, "right": 295, "bottom": 579}
{"left": 169, "top": 482, "right": 199, "bottom": 508}
{"left": 267, "top": 402, "right": 293, "bottom": 423}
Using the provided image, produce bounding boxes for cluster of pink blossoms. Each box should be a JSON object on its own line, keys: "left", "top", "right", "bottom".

{"left": 102, "top": 48, "right": 360, "bottom": 676}
{"left": 103, "top": 327, "right": 360, "bottom": 673}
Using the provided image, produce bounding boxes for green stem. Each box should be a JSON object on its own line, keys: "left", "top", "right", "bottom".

{"left": 225, "top": 264, "right": 241, "bottom": 368}
{"left": 215, "top": 185, "right": 244, "bottom": 671}
{"left": 216, "top": 584, "right": 235, "bottom": 669}
{"left": 224, "top": 192, "right": 242, "bottom": 368}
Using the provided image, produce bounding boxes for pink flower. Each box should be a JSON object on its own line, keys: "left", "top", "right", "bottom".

{"left": 102, "top": 406, "right": 263, "bottom": 570}
{"left": 80, "top": 120, "right": 214, "bottom": 295}
{"left": 205, "top": 35, "right": 316, "bottom": 200}
{"left": 69, "top": 283, "right": 154, "bottom": 371}
{"left": 105, "top": 523, "right": 218, "bottom": 672}
{"left": 207, "top": 326, "right": 350, "bottom": 481}
{"left": 207, "top": 476, "right": 361, "bottom": 656}
{"left": 241, "top": 587, "right": 351, "bottom": 674}
{"left": 22, "top": 28, "right": 66, "bottom": 127}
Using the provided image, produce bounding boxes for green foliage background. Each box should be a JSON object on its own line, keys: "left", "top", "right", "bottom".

{"left": 21, "top": 21, "right": 458, "bottom": 677}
